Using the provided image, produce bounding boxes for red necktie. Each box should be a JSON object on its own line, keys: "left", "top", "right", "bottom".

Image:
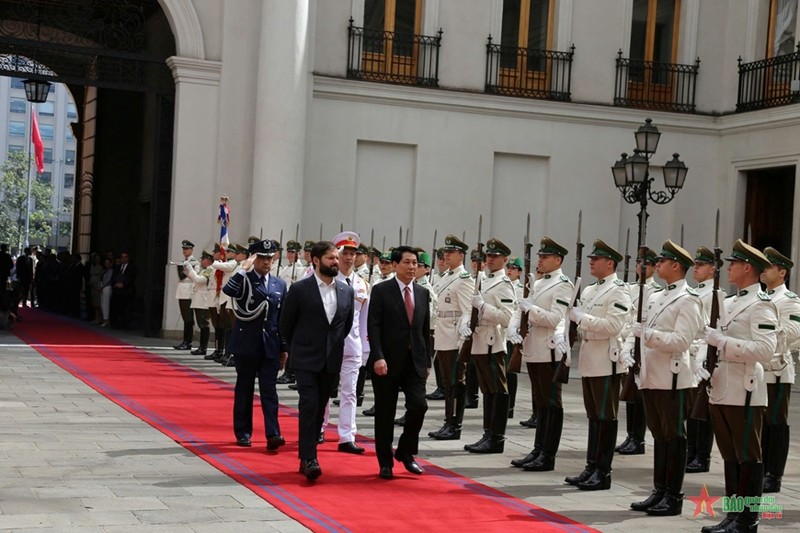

{"left": 404, "top": 285, "right": 414, "bottom": 324}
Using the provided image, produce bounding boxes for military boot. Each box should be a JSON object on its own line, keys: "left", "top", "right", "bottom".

{"left": 763, "top": 424, "right": 788, "bottom": 493}
{"left": 631, "top": 438, "right": 667, "bottom": 511}
{"left": 566, "top": 418, "right": 598, "bottom": 485}
{"left": 647, "top": 437, "right": 686, "bottom": 516}
{"left": 577, "top": 419, "right": 616, "bottom": 491}
{"left": 191, "top": 327, "right": 210, "bottom": 355}
{"left": 524, "top": 406, "right": 563, "bottom": 471}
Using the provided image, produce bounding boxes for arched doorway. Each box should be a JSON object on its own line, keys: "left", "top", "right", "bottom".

{"left": 0, "top": 0, "right": 178, "bottom": 336}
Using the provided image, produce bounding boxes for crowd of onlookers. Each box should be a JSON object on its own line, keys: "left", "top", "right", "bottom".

{"left": 0, "top": 244, "right": 136, "bottom": 330}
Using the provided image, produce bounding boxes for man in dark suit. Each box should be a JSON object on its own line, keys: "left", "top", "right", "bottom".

{"left": 110, "top": 251, "right": 136, "bottom": 328}
{"left": 279, "top": 241, "right": 354, "bottom": 481}
{"left": 223, "top": 239, "right": 288, "bottom": 451}
{"left": 368, "top": 245, "right": 431, "bottom": 480}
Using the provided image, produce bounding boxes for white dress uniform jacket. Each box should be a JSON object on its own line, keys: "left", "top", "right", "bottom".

{"left": 175, "top": 256, "right": 199, "bottom": 299}
{"left": 470, "top": 270, "right": 517, "bottom": 354}
{"left": 763, "top": 285, "right": 800, "bottom": 384}
{"left": 211, "top": 258, "right": 237, "bottom": 307}
{"left": 577, "top": 273, "right": 632, "bottom": 378}
{"left": 433, "top": 265, "right": 472, "bottom": 351}
{"left": 185, "top": 265, "right": 217, "bottom": 309}
{"left": 415, "top": 275, "right": 438, "bottom": 330}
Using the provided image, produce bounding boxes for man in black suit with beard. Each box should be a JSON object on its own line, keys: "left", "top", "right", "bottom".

{"left": 279, "top": 241, "right": 354, "bottom": 481}
{"left": 368, "top": 245, "right": 431, "bottom": 480}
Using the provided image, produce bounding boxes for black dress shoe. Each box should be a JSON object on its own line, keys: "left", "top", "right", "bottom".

{"left": 519, "top": 414, "right": 537, "bottom": 428}
{"left": 362, "top": 405, "right": 376, "bottom": 416}
{"left": 379, "top": 466, "right": 393, "bottom": 480}
{"left": 223, "top": 356, "right": 235, "bottom": 367}
{"left": 685, "top": 457, "right": 710, "bottom": 473}
{"left": 203, "top": 351, "right": 219, "bottom": 360}
{"left": 191, "top": 347, "right": 207, "bottom": 355}
{"left": 565, "top": 465, "right": 595, "bottom": 486}
{"left": 395, "top": 453, "right": 423, "bottom": 475}
{"left": 576, "top": 469, "right": 611, "bottom": 491}
{"left": 522, "top": 453, "right": 554, "bottom": 471}
{"left": 426, "top": 388, "right": 445, "bottom": 400}
{"left": 333, "top": 399, "right": 340, "bottom": 406}
{"left": 337, "top": 441, "right": 365, "bottom": 454}
{"left": 630, "top": 488, "right": 666, "bottom": 511}
{"left": 615, "top": 436, "right": 631, "bottom": 452}
{"left": 236, "top": 436, "right": 251, "bottom": 447}
{"left": 267, "top": 435, "right": 286, "bottom": 451}
{"left": 618, "top": 440, "right": 645, "bottom": 455}
{"left": 511, "top": 450, "right": 540, "bottom": 468}
{"left": 394, "top": 415, "right": 406, "bottom": 426}
{"left": 465, "top": 397, "right": 479, "bottom": 409}
{"left": 276, "top": 372, "right": 295, "bottom": 385}
{"left": 299, "top": 459, "right": 322, "bottom": 480}
{"left": 173, "top": 342, "right": 191, "bottom": 350}
{"left": 318, "top": 431, "right": 325, "bottom": 444}
{"left": 431, "top": 424, "right": 460, "bottom": 440}
{"left": 288, "top": 383, "right": 298, "bottom": 390}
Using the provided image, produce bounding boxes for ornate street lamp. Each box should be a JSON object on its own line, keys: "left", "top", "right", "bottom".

{"left": 23, "top": 78, "right": 51, "bottom": 103}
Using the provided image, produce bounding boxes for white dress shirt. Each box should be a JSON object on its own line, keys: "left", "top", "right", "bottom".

{"left": 315, "top": 273, "right": 338, "bottom": 323}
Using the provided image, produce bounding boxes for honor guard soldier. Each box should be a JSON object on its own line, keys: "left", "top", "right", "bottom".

{"left": 464, "top": 248, "right": 488, "bottom": 410}
{"left": 624, "top": 241, "right": 704, "bottom": 516}
{"left": 463, "top": 238, "right": 517, "bottom": 454}
{"left": 372, "top": 251, "right": 395, "bottom": 286}
{"left": 435, "top": 249, "right": 447, "bottom": 280}
{"left": 698, "top": 240, "right": 777, "bottom": 533}
{"left": 355, "top": 244, "right": 371, "bottom": 282}
{"left": 686, "top": 246, "right": 724, "bottom": 473}
{"left": 174, "top": 239, "right": 199, "bottom": 350}
{"left": 504, "top": 256, "right": 524, "bottom": 419}
{"left": 617, "top": 247, "right": 662, "bottom": 456}
{"left": 508, "top": 237, "right": 573, "bottom": 470}
{"left": 184, "top": 250, "right": 215, "bottom": 355}
{"left": 416, "top": 251, "right": 443, "bottom": 401}
{"left": 279, "top": 240, "right": 304, "bottom": 287}
{"left": 301, "top": 240, "right": 315, "bottom": 278}
{"left": 759, "top": 246, "right": 800, "bottom": 493}
{"left": 208, "top": 245, "right": 238, "bottom": 361}
{"left": 428, "top": 235, "right": 473, "bottom": 440}
{"left": 565, "top": 240, "right": 631, "bottom": 491}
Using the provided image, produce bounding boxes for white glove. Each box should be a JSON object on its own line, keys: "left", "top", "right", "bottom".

{"left": 471, "top": 294, "right": 484, "bottom": 310}
{"left": 518, "top": 299, "right": 533, "bottom": 313}
{"left": 568, "top": 306, "right": 584, "bottom": 324}
{"left": 554, "top": 332, "right": 568, "bottom": 355}
{"left": 620, "top": 350, "right": 635, "bottom": 370}
{"left": 508, "top": 330, "right": 523, "bottom": 345}
{"left": 458, "top": 322, "right": 472, "bottom": 338}
{"left": 694, "top": 359, "right": 711, "bottom": 382}
{"left": 632, "top": 322, "right": 643, "bottom": 338}
{"left": 704, "top": 326, "right": 727, "bottom": 350}
{"left": 457, "top": 337, "right": 464, "bottom": 351}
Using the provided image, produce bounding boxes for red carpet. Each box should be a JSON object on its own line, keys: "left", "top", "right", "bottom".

{"left": 14, "top": 310, "right": 595, "bottom": 532}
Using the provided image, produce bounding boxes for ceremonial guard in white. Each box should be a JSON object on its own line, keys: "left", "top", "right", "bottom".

{"left": 184, "top": 249, "right": 215, "bottom": 355}
{"left": 174, "top": 239, "right": 199, "bottom": 350}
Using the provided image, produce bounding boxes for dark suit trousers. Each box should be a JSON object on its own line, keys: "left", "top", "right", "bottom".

{"left": 294, "top": 369, "right": 338, "bottom": 459}
{"left": 233, "top": 352, "right": 280, "bottom": 440}
{"left": 372, "top": 358, "right": 428, "bottom": 468}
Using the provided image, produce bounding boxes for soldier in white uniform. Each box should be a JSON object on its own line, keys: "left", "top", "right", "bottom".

{"left": 504, "top": 256, "right": 524, "bottom": 420}
{"left": 698, "top": 240, "right": 777, "bottom": 533}
{"left": 208, "top": 244, "right": 238, "bottom": 361}
{"left": 565, "top": 240, "right": 631, "bottom": 491}
{"left": 278, "top": 240, "right": 304, "bottom": 288}
{"left": 759, "top": 246, "right": 800, "bottom": 493}
{"left": 624, "top": 241, "right": 704, "bottom": 516}
{"left": 463, "top": 238, "right": 517, "bottom": 454}
{"left": 686, "top": 246, "right": 723, "bottom": 473}
{"left": 464, "top": 248, "right": 487, "bottom": 410}
{"left": 174, "top": 239, "right": 199, "bottom": 350}
{"left": 427, "top": 235, "right": 472, "bottom": 440}
{"left": 184, "top": 249, "right": 215, "bottom": 355}
{"left": 416, "top": 252, "right": 444, "bottom": 401}
{"left": 371, "top": 251, "right": 395, "bottom": 287}
{"left": 508, "top": 238, "right": 573, "bottom": 471}
{"left": 617, "top": 248, "right": 663, "bottom": 455}
{"left": 355, "top": 245, "right": 370, "bottom": 282}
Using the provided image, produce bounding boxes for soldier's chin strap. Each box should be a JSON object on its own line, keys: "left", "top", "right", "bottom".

{"left": 232, "top": 273, "right": 269, "bottom": 322}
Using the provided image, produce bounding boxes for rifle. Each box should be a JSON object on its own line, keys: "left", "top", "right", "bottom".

{"left": 554, "top": 210, "right": 582, "bottom": 383}
{"left": 622, "top": 228, "right": 631, "bottom": 283}
{"left": 691, "top": 209, "right": 721, "bottom": 421}
{"left": 620, "top": 242, "right": 649, "bottom": 402}
{"left": 428, "top": 229, "right": 437, "bottom": 283}
{"left": 290, "top": 223, "right": 300, "bottom": 282}
{"left": 276, "top": 228, "right": 284, "bottom": 271}
{"left": 509, "top": 213, "right": 531, "bottom": 373}
{"left": 319, "top": 223, "right": 323, "bottom": 241}
{"left": 367, "top": 229, "right": 376, "bottom": 285}
{"left": 458, "top": 215, "right": 483, "bottom": 364}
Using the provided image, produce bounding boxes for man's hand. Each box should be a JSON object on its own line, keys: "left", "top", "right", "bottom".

{"left": 568, "top": 306, "right": 584, "bottom": 324}
{"left": 458, "top": 322, "right": 472, "bottom": 338}
{"left": 704, "top": 326, "right": 727, "bottom": 350}
{"left": 373, "top": 359, "right": 388, "bottom": 376}
{"left": 241, "top": 254, "right": 257, "bottom": 271}
{"left": 508, "top": 330, "right": 523, "bottom": 345}
{"left": 632, "top": 322, "right": 643, "bottom": 338}
{"left": 554, "top": 332, "right": 568, "bottom": 355}
{"left": 694, "top": 359, "right": 710, "bottom": 382}
{"left": 620, "top": 350, "right": 635, "bottom": 370}
{"left": 471, "top": 294, "right": 484, "bottom": 310}
{"left": 518, "top": 299, "right": 533, "bottom": 313}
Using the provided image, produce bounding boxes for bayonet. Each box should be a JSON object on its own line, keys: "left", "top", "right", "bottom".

{"left": 680, "top": 223, "right": 685, "bottom": 247}
{"left": 623, "top": 228, "right": 631, "bottom": 283}
{"left": 319, "top": 223, "right": 323, "bottom": 241}
{"left": 429, "top": 229, "right": 438, "bottom": 282}
{"left": 277, "top": 228, "right": 284, "bottom": 270}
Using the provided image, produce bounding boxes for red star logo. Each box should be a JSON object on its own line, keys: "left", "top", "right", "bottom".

{"left": 687, "top": 484, "right": 721, "bottom": 517}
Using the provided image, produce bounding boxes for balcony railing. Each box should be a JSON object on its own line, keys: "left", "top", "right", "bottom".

{"left": 485, "top": 38, "right": 574, "bottom": 101}
{"left": 614, "top": 51, "right": 700, "bottom": 113}
{"left": 346, "top": 18, "right": 442, "bottom": 87}
{"left": 737, "top": 43, "right": 800, "bottom": 112}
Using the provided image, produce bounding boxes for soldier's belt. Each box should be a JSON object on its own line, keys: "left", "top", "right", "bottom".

{"left": 437, "top": 310, "right": 462, "bottom": 318}
{"left": 582, "top": 332, "right": 611, "bottom": 341}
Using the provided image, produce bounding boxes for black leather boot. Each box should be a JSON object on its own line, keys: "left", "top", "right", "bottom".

{"left": 566, "top": 418, "right": 598, "bottom": 485}
{"left": 507, "top": 365, "right": 518, "bottom": 419}
{"left": 517, "top": 406, "right": 546, "bottom": 466}
{"left": 686, "top": 417, "right": 698, "bottom": 466}
{"left": 430, "top": 387, "right": 454, "bottom": 439}
{"left": 212, "top": 330, "right": 228, "bottom": 362}
{"left": 577, "top": 419, "right": 616, "bottom": 490}
{"left": 631, "top": 438, "right": 667, "bottom": 511}
{"left": 618, "top": 395, "right": 645, "bottom": 454}
{"left": 647, "top": 437, "right": 686, "bottom": 516}
{"left": 174, "top": 322, "right": 194, "bottom": 350}
{"left": 524, "top": 406, "right": 563, "bottom": 471}
{"left": 687, "top": 418, "right": 713, "bottom": 473}
{"left": 191, "top": 327, "right": 209, "bottom": 355}
{"left": 470, "top": 394, "right": 508, "bottom": 454}
{"left": 437, "top": 382, "right": 466, "bottom": 440}
{"left": 763, "top": 424, "right": 788, "bottom": 493}
{"left": 701, "top": 461, "right": 741, "bottom": 533}
{"left": 734, "top": 461, "right": 763, "bottom": 531}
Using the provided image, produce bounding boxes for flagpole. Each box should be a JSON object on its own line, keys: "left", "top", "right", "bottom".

{"left": 23, "top": 103, "right": 34, "bottom": 248}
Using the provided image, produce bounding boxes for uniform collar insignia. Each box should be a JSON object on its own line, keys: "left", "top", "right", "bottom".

{"left": 768, "top": 289, "right": 775, "bottom": 295}
{"left": 544, "top": 274, "right": 551, "bottom": 279}
{"left": 738, "top": 289, "right": 748, "bottom": 297}
{"left": 667, "top": 283, "right": 676, "bottom": 290}
{"left": 698, "top": 282, "right": 706, "bottom": 288}
{"left": 598, "top": 279, "right": 605, "bottom": 285}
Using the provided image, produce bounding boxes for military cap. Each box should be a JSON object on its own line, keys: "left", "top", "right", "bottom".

{"left": 248, "top": 239, "right": 277, "bottom": 257}
{"left": 507, "top": 257, "right": 524, "bottom": 270}
{"left": 369, "top": 246, "right": 381, "bottom": 257}
{"left": 303, "top": 240, "right": 315, "bottom": 251}
{"left": 356, "top": 244, "right": 369, "bottom": 255}
{"left": 763, "top": 246, "right": 794, "bottom": 270}
{"left": 212, "top": 243, "right": 221, "bottom": 254}
{"left": 441, "top": 234, "right": 468, "bottom": 253}
{"left": 271, "top": 239, "right": 282, "bottom": 251}
{"left": 658, "top": 240, "right": 693, "bottom": 269}
{"left": 247, "top": 235, "right": 260, "bottom": 245}
{"left": 486, "top": 238, "right": 511, "bottom": 256}
{"left": 233, "top": 243, "right": 248, "bottom": 254}
{"left": 725, "top": 239, "right": 770, "bottom": 271}
{"left": 332, "top": 231, "right": 360, "bottom": 250}
{"left": 436, "top": 249, "right": 444, "bottom": 259}
{"left": 588, "top": 239, "right": 623, "bottom": 263}
{"left": 181, "top": 239, "right": 194, "bottom": 249}
{"left": 470, "top": 249, "right": 486, "bottom": 262}
{"left": 201, "top": 249, "right": 214, "bottom": 260}
{"left": 285, "top": 240, "right": 302, "bottom": 252}
{"left": 538, "top": 237, "right": 568, "bottom": 257}
{"left": 642, "top": 247, "right": 658, "bottom": 265}
{"left": 694, "top": 246, "right": 715, "bottom": 264}
{"left": 379, "top": 251, "right": 392, "bottom": 262}
{"left": 418, "top": 252, "right": 432, "bottom": 267}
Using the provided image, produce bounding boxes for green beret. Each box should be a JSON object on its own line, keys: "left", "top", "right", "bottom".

{"left": 303, "top": 240, "right": 315, "bottom": 251}
{"left": 658, "top": 240, "right": 693, "bottom": 269}
{"left": 538, "top": 237, "right": 568, "bottom": 257}
{"left": 418, "top": 252, "right": 432, "bottom": 267}
{"left": 763, "top": 246, "right": 793, "bottom": 270}
{"left": 181, "top": 239, "right": 194, "bottom": 249}
{"left": 507, "top": 257, "right": 524, "bottom": 270}
{"left": 201, "top": 250, "right": 213, "bottom": 260}
{"left": 441, "top": 234, "right": 468, "bottom": 253}
{"left": 725, "top": 239, "right": 770, "bottom": 272}
{"left": 485, "top": 238, "right": 511, "bottom": 257}
{"left": 588, "top": 239, "right": 623, "bottom": 263}
{"left": 285, "top": 240, "right": 302, "bottom": 252}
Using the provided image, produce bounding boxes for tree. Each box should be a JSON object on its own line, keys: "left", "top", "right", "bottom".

{"left": 0, "top": 151, "right": 55, "bottom": 253}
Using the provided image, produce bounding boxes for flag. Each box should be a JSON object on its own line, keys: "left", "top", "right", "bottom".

{"left": 216, "top": 197, "right": 230, "bottom": 294}
{"left": 31, "top": 108, "right": 44, "bottom": 174}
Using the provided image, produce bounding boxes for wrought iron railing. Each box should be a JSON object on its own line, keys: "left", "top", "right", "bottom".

{"left": 614, "top": 51, "right": 700, "bottom": 113}
{"left": 347, "top": 18, "right": 442, "bottom": 87}
{"left": 736, "top": 43, "right": 800, "bottom": 112}
{"left": 485, "top": 38, "right": 574, "bottom": 101}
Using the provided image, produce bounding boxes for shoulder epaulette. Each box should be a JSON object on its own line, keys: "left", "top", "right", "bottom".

{"left": 758, "top": 291, "right": 771, "bottom": 301}
{"left": 614, "top": 279, "right": 625, "bottom": 286}
{"left": 560, "top": 274, "right": 569, "bottom": 282}
{"left": 501, "top": 275, "right": 511, "bottom": 283}
{"left": 459, "top": 271, "right": 471, "bottom": 278}
{"left": 686, "top": 287, "right": 699, "bottom": 296}
{"left": 786, "top": 290, "right": 797, "bottom": 298}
